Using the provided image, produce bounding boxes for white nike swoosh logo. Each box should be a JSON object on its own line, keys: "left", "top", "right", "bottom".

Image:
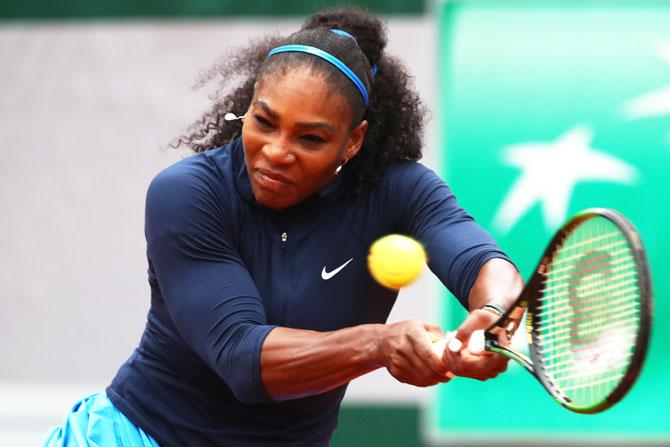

{"left": 321, "top": 258, "right": 354, "bottom": 280}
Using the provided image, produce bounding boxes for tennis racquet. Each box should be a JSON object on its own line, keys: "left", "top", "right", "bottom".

{"left": 468, "top": 208, "right": 652, "bottom": 414}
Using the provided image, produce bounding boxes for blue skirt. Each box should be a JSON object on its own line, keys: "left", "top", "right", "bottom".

{"left": 42, "top": 392, "right": 160, "bottom": 447}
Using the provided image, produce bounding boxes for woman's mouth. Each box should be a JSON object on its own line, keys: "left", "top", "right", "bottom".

{"left": 254, "top": 167, "right": 293, "bottom": 190}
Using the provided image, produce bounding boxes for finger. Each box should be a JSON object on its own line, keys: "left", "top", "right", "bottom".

{"left": 387, "top": 352, "right": 427, "bottom": 385}
{"left": 449, "top": 312, "right": 490, "bottom": 356}
{"left": 460, "top": 349, "right": 505, "bottom": 367}
{"left": 424, "top": 322, "right": 446, "bottom": 338}
{"left": 390, "top": 362, "right": 451, "bottom": 387}
{"left": 455, "top": 309, "right": 498, "bottom": 342}
{"left": 383, "top": 322, "right": 453, "bottom": 386}
{"left": 426, "top": 325, "right": 448, "bottom": 359}
{"left": 441, "top": 340, "right": 467, "bottom": 377}
{"left": 388, "top": 336, "right": 448, "bottom": 386}
{"left": 456, "top": 352, "right": 508, "bottom": 380}
{"left": 498, "top": 359, "right": 509, "bottom": 374}
{"left": 445, "top": 343, "right": 508, "bottom": 377}
{"left": 413, "top": 330, "right": 452, "bottom": 379}
{"left": 442, "top": 333, "right": 505, "bottom": 380}
{"left": 489, "top": 353, "right": 510, "bottom": 373}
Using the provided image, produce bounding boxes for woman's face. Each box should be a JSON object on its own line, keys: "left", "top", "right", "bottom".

{"left": 241, "top": 66, "right": 367, "bottom": 210}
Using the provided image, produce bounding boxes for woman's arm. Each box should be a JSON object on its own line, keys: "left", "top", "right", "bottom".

{"left": 389, "top": 165, "right": 524, "bottom": 381}
{"left": 467, "top": 257, "right": 523, "bottom": 311}
{"left": 261, "top": 320, "right": 453, "bottom": 401}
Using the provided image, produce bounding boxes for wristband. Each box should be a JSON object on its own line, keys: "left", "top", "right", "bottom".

{"left": 480, "top": 302, "right": 506, "bottom": 317}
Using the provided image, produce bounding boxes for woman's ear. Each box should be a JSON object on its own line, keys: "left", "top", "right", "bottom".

{"left": 344, "top": 120, "right": 368, "bottom": 161}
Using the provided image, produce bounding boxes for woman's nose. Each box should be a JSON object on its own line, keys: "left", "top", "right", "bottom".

{"left": 262, "top": 139, "right": 295, "bottom": 165}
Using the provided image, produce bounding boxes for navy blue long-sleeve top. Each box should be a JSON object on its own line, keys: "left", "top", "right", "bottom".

{"left": 107, "top": 138, "right": 511, "bottom": 446}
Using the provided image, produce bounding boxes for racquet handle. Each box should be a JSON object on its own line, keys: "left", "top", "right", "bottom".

{"left": 446, "top": 331, "right": 462, "bottom": 351}
{"left": 468, "top": 330, "right": 486, "bottom": 354}
{"left": 431, "top": 331, "right": 459, "bottom": 357}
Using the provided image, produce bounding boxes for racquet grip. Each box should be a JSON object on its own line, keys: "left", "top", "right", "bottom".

{"left": 468, "top": 330, "right": 485, "bottom": 354}
{"left": 446, "top": 330, "right": 462, "bottom": 352}
{"left": 433, "top": 331, "right": 456, "bottom": 354}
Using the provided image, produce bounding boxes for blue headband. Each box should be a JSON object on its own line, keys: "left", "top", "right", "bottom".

{"left": 267, "top": 41, "right": 370, "bottom": 107}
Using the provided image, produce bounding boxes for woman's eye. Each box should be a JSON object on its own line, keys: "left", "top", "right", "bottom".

{"left": 254, "top": 116, "right": 274, "bottom": 128}
{"left": 301, "top": 134, "right": 325, "bottom": 144}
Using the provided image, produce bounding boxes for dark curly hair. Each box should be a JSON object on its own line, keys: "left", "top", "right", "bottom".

{"left": 172, "top": 6, "right": 426, "bottom": 194}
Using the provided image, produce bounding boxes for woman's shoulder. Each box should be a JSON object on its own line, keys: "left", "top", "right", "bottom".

{"left": 151, "top": 141, "right": 240, "bottom": 192}
{"left": 376, "top": 160, "right": 447, "bottom": 194}
{"left": 147, "top": 142, "right": 244, "bottom": 214}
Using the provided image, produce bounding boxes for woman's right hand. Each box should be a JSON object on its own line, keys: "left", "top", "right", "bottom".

{"left": 377, "top": 321, "right": 455, "bottom": 387}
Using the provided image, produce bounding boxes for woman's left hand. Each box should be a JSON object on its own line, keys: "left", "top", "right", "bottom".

{"left": 441, "top": 308, "right": 509, "bottom": 381}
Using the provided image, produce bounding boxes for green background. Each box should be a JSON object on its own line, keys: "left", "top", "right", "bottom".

{"left": 0, "top": 0, "right": 424, "bottom": 20}
{"left": 430, "top": 0, "right": 669, "bottom": 444}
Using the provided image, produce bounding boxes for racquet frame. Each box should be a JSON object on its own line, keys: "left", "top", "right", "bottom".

{"left": 481, "top": 208, "right": 652, "bottom": 413}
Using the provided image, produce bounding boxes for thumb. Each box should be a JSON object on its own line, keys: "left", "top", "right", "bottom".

{"left": 450, "top": 310, "right": 495, "bottom": 352}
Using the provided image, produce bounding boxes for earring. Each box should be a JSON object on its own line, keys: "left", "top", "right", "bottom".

{"left": 335, "top": 158, "right": 348, "bottom": 175}
{"left": 224, "top": 112, "right": 245, "bottom": 122}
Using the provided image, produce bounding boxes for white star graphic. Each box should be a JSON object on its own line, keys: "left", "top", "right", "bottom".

{"left": 622, "top": 40, "right": 670, "bottom": 142}
{"left": 492, "top": 126, "right": 638, "bottom": 233}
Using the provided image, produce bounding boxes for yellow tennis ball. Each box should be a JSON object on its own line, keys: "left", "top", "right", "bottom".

{"left": 367, "top": 234, "right": 427, "bottom": 290}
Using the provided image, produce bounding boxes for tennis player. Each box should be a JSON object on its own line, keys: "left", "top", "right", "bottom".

{"left": 43, "top": 6, "right": 523, "bottom": 446}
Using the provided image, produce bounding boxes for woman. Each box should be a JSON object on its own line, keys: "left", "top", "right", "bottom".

{"left": 44, "top": 6, "right": 522, "bottom": 446}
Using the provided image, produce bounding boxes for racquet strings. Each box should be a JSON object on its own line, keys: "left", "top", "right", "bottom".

{"left": 535, "top": 216, "right": 641, "bottom": 409}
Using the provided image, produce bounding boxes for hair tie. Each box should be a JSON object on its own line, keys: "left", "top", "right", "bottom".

{"left": 330, "top": 29, "right": 357, "bottom": 44}
{"left": 330, "top": 29, "right": 378, "bottom": 79}
{"left": 267, "top": 44, "right": 369, "bottom": 107}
